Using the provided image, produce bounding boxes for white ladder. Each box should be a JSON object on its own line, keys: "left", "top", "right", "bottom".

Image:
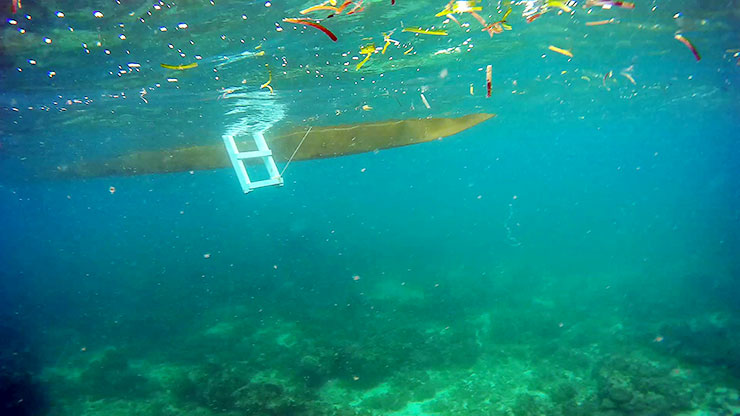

{"left": 222, "top": 131, "right": 283, "bottom": 193}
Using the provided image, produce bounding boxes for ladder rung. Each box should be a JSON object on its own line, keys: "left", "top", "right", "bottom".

{"left": 250, "top": 177, "right": 283, "bottom": 188}
{"left": 236, "top": 150, "right": 272, "bottom": 159}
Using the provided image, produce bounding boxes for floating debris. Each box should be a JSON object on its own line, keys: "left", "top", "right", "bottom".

{"left": 486, "top": 64, "right": 492, "bottom": 97}
{"left": 674, "top": 34, "right": 701, "bottom": 61}
{"left": 482, "top": 8, "right": 512, "bottom": 36}
{"left": 420, "top": 93, "right": 431, "bottom": 109}
{"left": 603, "top": 70, "right": 613, "bottom": 89}
{"left": 403, "top": 27, "right": 448, "bottom": 36}
{"left": 584, "top": 0, "right": 634, "bottom": 9}
{"left": 435, "top": 1, "right": 482, "bottom": 16}
{"left": 347, "top": 1, "right": 364, "bottom": 15}
{"left": 283, "top": 18, "right": 338, "bottom": 41}
{"left": 546, "top": 1, "right": 572, "bottom": 13}
{"left": 160, "top": 62, "right": 198, "bottom": 70}
{"left": 381, "top": 31, "right": 399, "bottom": 54}
{"left": 301, "top": 0, "right": 354, "bottom": 15}
{"left": 356, "top": 43, "right": 375, "bottom": 70}
{"left": 621, "top": 71, "right": 636, "bottom": 85}
{"left": 548, "top": 45, "right": 573, "bottom": 58}
{"left": 261, "top": 64, "right": 274, "bottom": 93}
{"left": 585, "top": 18, "right": 615, "bottom": 26}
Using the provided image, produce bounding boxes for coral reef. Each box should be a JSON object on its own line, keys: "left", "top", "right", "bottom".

{"left": 593, "top": 355, "right": 693, "bottom": 415}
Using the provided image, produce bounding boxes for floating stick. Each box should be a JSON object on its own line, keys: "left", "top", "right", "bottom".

{"left": 674, "top": 34, "right": 701, "bottom": 61}
{"left": 486, "top": 64, "right": 492, "bottom": 97}
{"left": 548, "top": 45, "right": 573, "bottom": 58}
{"left": 283, "top": 18, "right": 338, "bottom": 41}
{"left": 160, "top": 62, "right": 198, "bottom": 70}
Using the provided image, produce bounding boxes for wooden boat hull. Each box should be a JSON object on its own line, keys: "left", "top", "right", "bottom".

{"left": 52, "top": 113, "right": 495, "bottom": 178}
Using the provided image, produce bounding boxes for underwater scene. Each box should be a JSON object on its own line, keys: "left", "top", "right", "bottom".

{"left": 1, "top": 0, "right": 739, "bottom": 415}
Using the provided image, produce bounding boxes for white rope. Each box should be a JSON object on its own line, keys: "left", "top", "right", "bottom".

{"left": 280, "top": 126, "right": 312, "bottom": 176}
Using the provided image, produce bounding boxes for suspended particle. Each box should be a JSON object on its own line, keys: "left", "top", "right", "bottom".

{"left": 119, "top": 34, "right": 126, "bottom": 40}
{"left": 8, "top": 19, "right": 17, "bottom": 25}
{"left": 43, "top": 37, "right": 52, "bottom": 44}
{"left": 48, "top": 71, "right": 56, "bottom": 78}
{"left": 265, "top": 1, "right": 272, "bottom": 7}
{"left": 93, "top": 11, "right": 104, "bottom": 18}
{"left": 177, "top": 22, "right": 188, "bottom": 29}
{"left": 56, "top": 11, "right": 65, "bottom": 18}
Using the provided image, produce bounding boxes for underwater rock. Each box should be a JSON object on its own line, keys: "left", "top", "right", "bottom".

{"left": 594, "top": 355, "right": 693, "bottom": 415}
{"left": 658, "top": 317, "right": 740, "bottom": 377}
{"left": 548, "top": 381, "right": 578, "bottom": 403}
{"left": 360, "top": 389, "right": 412, "bottom": 412}
{"left": 403, "top": 371, "right": 436, "bottom": 402}
{"left": 331, "top": 350, "right": 392, "bottom": 389}
{"left": 166, "top": 369, "right": 199, "bottom": 404}
{"left": 298, "top": 353, "right": 333, "bottom": 388}
{"left": 185, "top": 362, "right": 322, "bottom": 415}
{"left": 232, "top": 381, "right": 304, "bottom": 415}
{"left": 512, "top": 393, "right": 553, "bottom": 416}
{"left": 188, "top": 362, "right": 252, "bottom": 411}
{"left": 79, "top": 348, "right": 152, "bottom": 399}
{"left": 607, "top": 385, "right": 634, "bottom": 404}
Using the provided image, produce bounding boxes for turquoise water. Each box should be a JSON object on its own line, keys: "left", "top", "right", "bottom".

{"left": 1, "top": 0, "right": 739, "bottom": 415}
